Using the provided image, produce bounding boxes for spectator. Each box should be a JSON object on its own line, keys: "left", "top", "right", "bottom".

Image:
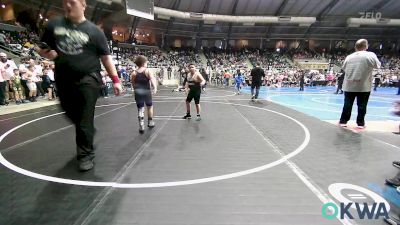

{"left": 339, "top": 39, "right": 381, "bottom": 129}
{"left": 335, "top": 70, "right": 345, "bottom": 94}
{"left": 0, "top": 52, "right": 18, "bottom": 102}
{"left": 0, "top": 61, "right": 6, "bottom": 105}
{"left": 42, "top": 61, "right": 55, "bottom": 100}
{"left": 250, "top": 62, "right": 265, "bottom": 101}
{"left": 10, "top": 69, "right": 24, "bottom": 104}
{"left": 26, "top": 65, "right": 37, "bottom": 102}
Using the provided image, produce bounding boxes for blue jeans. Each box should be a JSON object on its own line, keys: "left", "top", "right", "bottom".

{"left": 225, "top": 78, "right": 229, "bottom": 86}
{"left": 251, "top": 82, "right": 261, "bottom": 99}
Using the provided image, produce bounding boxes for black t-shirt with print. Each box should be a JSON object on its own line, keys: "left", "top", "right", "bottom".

{"left": 41, "top": 17, "right": 110, "bottom": 78}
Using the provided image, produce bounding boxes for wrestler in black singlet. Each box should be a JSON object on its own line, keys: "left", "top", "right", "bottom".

{"left": 186, "top": 74, "right": 202, "bottom": 104}
{"left": 134, "top": 70, "right": 152, "bottom": 108}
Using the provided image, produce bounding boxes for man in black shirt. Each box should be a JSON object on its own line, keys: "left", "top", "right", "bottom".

{"left": 37, "top": 0, "right": 122, "bottom": 171}
{"left": 250, "top": 63, "right": 265, "bottom": 101}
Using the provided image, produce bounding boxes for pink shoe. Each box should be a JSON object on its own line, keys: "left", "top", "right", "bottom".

{"left": 338, "top": 123, "right": 347, "bottom": 127}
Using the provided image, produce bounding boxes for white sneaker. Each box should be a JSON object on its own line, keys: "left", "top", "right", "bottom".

{"left": 148, "top": 120, "right": 155, "bottom": 128}
{"left": 139, "top": 119, "right": 145, "bottom": 133}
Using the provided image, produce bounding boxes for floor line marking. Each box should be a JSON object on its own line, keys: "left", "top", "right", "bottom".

{"left": 0, "top": 108, "right": 58, "bottom": 122}
{"left": 228, "top": 100, "right": 356, "bottom": 225}
{"left": 310, "top": 97, "right": 393, "bottom": 108}
{"left": 0, "top": 101, "right": 310, "bottom": 188}
{"left": 154, "top": 115, "right": 183, "bottom": 118}
{"left": 154, "top": 118, "right": 185, "bottom": 121}
{"left": 364, "top": 136, "right": 400, "bottom": 150}
{"left": 76, "top": 101, "right": 184, "bottom": 225}
{"left": 1, "top": 103, "right": 132, "bottom": 153}
{"left": 267, "top": 98, "right": 398, "bottom": 119}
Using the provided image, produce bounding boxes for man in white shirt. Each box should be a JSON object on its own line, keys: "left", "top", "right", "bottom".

{"left": 0, "top": 52, "right": 17, "bottom": 102}
{"left": 0, "top": 53, "right": 17, "bottom": 71}
{"left": 339, "top": 39, "right": 381, "bottom": 129}
{"left": 0, "top": 62, "right": 7, "bottom": 105}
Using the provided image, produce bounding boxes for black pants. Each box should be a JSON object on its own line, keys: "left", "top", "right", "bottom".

{"left": 21, "top": 79, "right": 29, "bottom": 99}
{"left": 299, "top": 81, "right": 304, "bottom": 91}
{"left": 0, "top": 81, "right": 6, "bottom": 104}
{"left": 100, "top": 85, "right": 108, "bottom": 97}
{"left": 339, "top": 92, "right": 370, "bottom": 126}
{"left": 373, "top": 81, "right": 379, "bottom": 91}
{"left": 251, "top": 82, "right": 261, "bottom": 99}
{"left": 56, "top": 75, "right": 101, "bottom": 161}
{"left": 397, "top": 82, "right": 400, "bottom": 95}
{"left": 36, "top": 81, "right": 45, "bottom": 96}
{"left": 336, "top": 81, "right": 343, "bottom": 94}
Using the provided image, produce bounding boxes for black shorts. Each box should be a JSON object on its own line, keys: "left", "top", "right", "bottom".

{"left": 186, "top": 89, "right": 201, "bottom": 104}
{"left": 134, "top": 89, "right": 152, "bottom": 108}
{"left": 42, "top": 81, "right": 52, "bottom": 90}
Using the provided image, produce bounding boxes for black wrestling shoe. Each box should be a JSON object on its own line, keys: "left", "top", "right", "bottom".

{"left": 393, "top": 161, "right": 400, "bottom": 169}
{"left": 182, "top": 114, "right": 191, "bottom": 119}
{"left": 386, "top": 177, "right": 400, "bottom": 187}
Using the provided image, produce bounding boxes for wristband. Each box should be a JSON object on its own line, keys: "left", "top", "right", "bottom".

{"left": 111, "top": 75, "right": 120, "bottom": 84}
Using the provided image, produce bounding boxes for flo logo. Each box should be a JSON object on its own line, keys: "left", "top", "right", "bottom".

{"left": 322, "top": 183, "right": 390, "bottom": 220}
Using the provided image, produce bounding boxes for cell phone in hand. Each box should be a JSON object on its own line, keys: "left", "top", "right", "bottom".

{"left": 36, "top": 42, "right": 51, "bottom": 50}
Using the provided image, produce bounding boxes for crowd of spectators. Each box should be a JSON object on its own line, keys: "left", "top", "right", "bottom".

{"left": 1, "top": 32, "right": 399, "bottom": 107}
{"left": 0, "top": 53, "right": 56, "bottom": 106}
{"left": 204, "top": 48, "right": 249, "bottom": 70}
{"left": 119, "top": 47, "right": 202, "bottom": 68}
{"left": 289, "top": 48, "right": 323, "bottom": 60}
{"left": 203, "top": 47, "right": 251, "bottom": 85}
{"left": 113, "top": 45, "right": 400, "bottom": 91}
{"left": 0, "top": 29, "right": 40, "bottom": 58}
{"left": 119, "top": 48, "right": 166, "bottom": 68}
{"left": 248, "top": 51, "right": 296, "bottom": 72}
{"left": 118, "top": 47, "right": 204, "bottom": 85}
